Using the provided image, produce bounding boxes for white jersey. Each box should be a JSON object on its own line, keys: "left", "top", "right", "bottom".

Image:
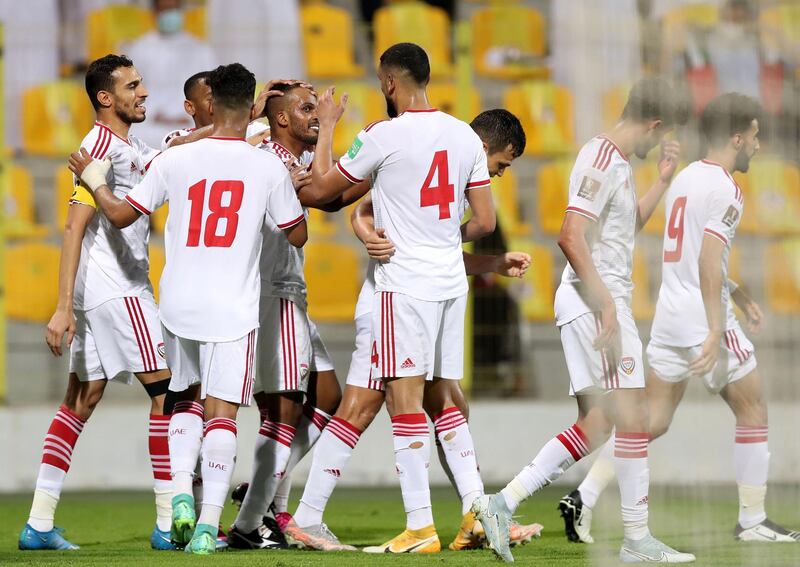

{"left": 258, "top": 140, "right": 313, "bottom": 306}
{"left": 125, "top": 136, "right": 304, "bottom": 342}
{"left": 650, "top": 160, "right": 744, "bottom": 347}
{"left": 336, "top": 109, "right": 491, "bottom": 301}
{"left": 160, "top": 121, "right": 270, "bottom": 151}
{"left": 71, "top": 122, "right": 160, "bottom": 310}
{"left": 554, "top": 136, "right": 637, "bottom": 326}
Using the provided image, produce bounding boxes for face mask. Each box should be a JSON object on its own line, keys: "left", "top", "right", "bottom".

{"left": 157, "top": 9, "right": 183, "bottom": 34}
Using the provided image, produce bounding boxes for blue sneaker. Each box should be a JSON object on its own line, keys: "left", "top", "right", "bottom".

{"left": 19, "top": 524, "right": 80, "bottom": 550}
{"left": 171, "top": 494, "right": 196, "bottom": 546}
{"left": 185, "top": 524, "right": 218, "bottom": 555}
{"left": 150, "top": 525, "right": 178, "bottom": 550}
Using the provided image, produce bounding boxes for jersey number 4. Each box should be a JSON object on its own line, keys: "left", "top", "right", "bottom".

{"left": 663, "top": 196, "right": 687, "bottom": 262}
{"left": 186, "top": 179, "right": 244, "bottom": 248}
{"left": 420, "top": 150, "right": 455, "bottom": 220}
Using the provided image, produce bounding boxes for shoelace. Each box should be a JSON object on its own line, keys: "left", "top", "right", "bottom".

{"left": 318, "top": 523, "right": 338, "bottom": 542}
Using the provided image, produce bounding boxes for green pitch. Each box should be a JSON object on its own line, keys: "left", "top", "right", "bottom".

{"left": 1, "top": 485, "right": 798, "bottom": 566}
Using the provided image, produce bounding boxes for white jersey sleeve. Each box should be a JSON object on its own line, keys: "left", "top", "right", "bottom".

{"left": 267, "top": 169, "right": 305, "bottom": 229}
{"left": 565, "top": 162, "right": 618, "bottom": 222}
{"left": 466, "top": 139, "right": 491, "bottom": 190}
{"left": 161, "top": 128, "right": 191, "bottom": 151}
{"left": 125, "top": 157, "right": 169, "bottom": 215}
{"left": 335, "top": 125, "right": 386, "bottom": 183}
{"left": 703, "top": 184, "right": 742, "bottom": 245}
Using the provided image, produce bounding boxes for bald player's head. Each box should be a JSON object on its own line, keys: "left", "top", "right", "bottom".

{"left": 266, "top": 84, "right": 319, "bottom": 146}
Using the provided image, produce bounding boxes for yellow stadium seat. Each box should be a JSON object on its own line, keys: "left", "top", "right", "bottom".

{"left": 304, "top": 241, "right": 361, "bottom": 322}
{"left": 734, "top": 158, "right": 800, "bottom": 236}
{"left": 503, "top": 82, "right": 575, "bottom": 157}
{"left": 765, "top": 238, "right": 800, "bottom": 314}
{"left": 505, "top": 239, "right": 554, "bottom": 322}
{"left": 373, "top": 0, "right": 453, "bottom": 79}
{"left": 5, "top": 242, "right": 60, "bottom": 322}
{"left": 22, "top": 81, "right": 95, "bottom": 157}
{"left": 536, "top": 159, "right": 571, "bottom": 235}
{"left": 55, "top": 167, "right": 77, "bottom": 230}
{"left": 151, "top": 203, "right": 168, "bottom": 235}
{"left": 307, "top": 208, "right": 338, "bottom": 238}
{"left": 427, "top": 82, "right": 481, "bottom": 120}
{"left": 5, "top": 164, "right": 49, "bottom": 239}
{"left": 184, "top": 6, "right": 207, "bottom": 40}
{"left": 491, "top": 169, "right": 530, "bottom": 237}
{"left": 301, "top": 2, "right": 364, "bottom": 78}
{"left": 632, "top": 248, "right": 655, "bottom": 320}
{"left": 149, "top": 243, "right": 166, "bottom": 302}
{"left": 331, "top": 82, "right": 385, "bottom": 158}
{"left": 86, "top": 5, "right": 154, "bottom": 62}
{"left": 470, "top": 2, "right": 548, "bottom": 80}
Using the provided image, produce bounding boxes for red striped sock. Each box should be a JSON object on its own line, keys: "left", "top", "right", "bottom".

{"left": 41, "top": 405, "right": 86, "bottom": 473}
{"left": 149, "top": 414, "right": 171, "bottom": 482}
{"left": 303, "top": 402, "right": 332, "bottom": 432}
{"left": 327, "top": 416, "right": 362, "bottom": 449}
{"left": 735, "top": 425, "right": 768, "bottom": 444}
{"left": 258, "top": 419, "right": 296, "bottom": 448}
{"left": 614, "top": 431, "right": 650, "bottom": 540}
{"left": 557, "top": 423, "right": 591, "bottom": 461}
{"left": 391, "top": 413, "right": 432, "bottom": 529}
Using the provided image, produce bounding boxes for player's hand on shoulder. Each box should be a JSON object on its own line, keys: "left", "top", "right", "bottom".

{"left": 317, "top": 86, "right": 348, "bottom": 127}
{"left": 690, "top": 332, "right": 721, "bottom": 377}
{"left": 494, "top": 251, "right": 531, "bottom": 278}
{"left": 290, "top": 164, "right": 312, "bottom": 192}
{"left": 364, "top": 228, "right": 395, "bottom": 262}
{"left": 45, "top": 308, "right": 76, "bottom": 357}
{"left": 657, "top": 140, "right": 681, "bottom": 184}
{"left": 68, "top": 148, "right": 111, "bottom": 192}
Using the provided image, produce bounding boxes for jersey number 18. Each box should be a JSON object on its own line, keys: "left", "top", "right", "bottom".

{"left": 186, "top": 179, "right": 244, "bottom": 248}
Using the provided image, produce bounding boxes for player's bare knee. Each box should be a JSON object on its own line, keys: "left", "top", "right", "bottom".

{"left": 649, "top": 417, "right": 671, "bottom": 440}
{"left": 69, "top": 381, "right": 106, "bottom": 420}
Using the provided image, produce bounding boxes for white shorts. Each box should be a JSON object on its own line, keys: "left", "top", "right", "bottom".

{"left": 164, "top": 326, "right": 257, "bottom": 406}
{"left": 371, "top": 292, "right": 466, "bottom": 381}
{"left": 345, "top": 313, "right": 385, "bottom": 391}
{"left": 69, "top": 296, "right": 167, "bottom": 384}
{"left": 646, "top": 325, "right": 757, "bottom": 394}
{"left": 560, "top": 300, "right": 645, "bottom": 396}
{"left": 256, "top": 296, "right": 333, "bottom": 394}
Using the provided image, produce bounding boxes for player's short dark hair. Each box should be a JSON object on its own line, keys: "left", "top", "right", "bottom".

{"left": 265, "top": 82, "right": 306, "bottom": 123}
{"left": 85, "top": 54, "right": 134, "bottom": 110}
{"left": 207, "top": 63, "right": 256, "bottom": 111}
{"left": 183, "top": 71, "right": 210, "bottom": 100}
{"left": 470, "top": 109, "right": 526, "bottom": 158}
{"left": 621, "top": 77, "right": 689, "bottom": 127}
{"left": 379, "top": 42, "right": 431, "bottom": 86}
{"left": 699, "top": 92, "right": 762, "bottom": 147}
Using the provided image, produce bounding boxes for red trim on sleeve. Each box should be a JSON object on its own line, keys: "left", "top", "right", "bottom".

{"left": 402, "top": 108, "right": 439, "bottom": 113}
{"left": 144, "top": 152, "right": 161, "bottom": 171}
{"left": 703, "top": 228, "right": 728, "bottom": 245}
{"left": 565, "top": 206, "right": 599, "bottom": 222}
{"left": 336, "top": 161, "right": 364, "bottom": 184}
{"left": 125, "top": 195, "right": 152, "bottom": 215}
{"left": 364, "top": 120, "right": 387, "bottom": 132}
{"left": 277, "top": 213, "right": 305, "bottom": 229}
{"left": 466, "top": 179, "right": 491, "bottom": 189}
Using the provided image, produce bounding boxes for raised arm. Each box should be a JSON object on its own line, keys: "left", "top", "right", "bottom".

{"left": 636, "top": 140, "right": 680, "bottom": 232}
{"left": 45, "top": 200, "right": 94, "bottom": 357}
{"left": 68, "top": 149, "right": 140, "bottom": 228}
{"left": 559, "top": 212, "right": 619, "bottom": 355}
{"left": 306, "top": 87, "right": 354, "bottom": 207}
{"left": 690, "top": 234, "right": 725, "bottom": 375}
{"left": 460, "top": 186, "right": 496, "bottom": 242}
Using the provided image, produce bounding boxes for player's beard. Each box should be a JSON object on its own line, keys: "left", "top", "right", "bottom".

{"left": 734, "top": 145, "right": 753, "bottom": 173}
{"left": 118, "top": 102, "right": 145, "bottom": 124}
{"left": 293, "top": 122, "right": 318, "bottom": 146}
{"left": 385, "top": 96, "right": 398, "bottom": 118}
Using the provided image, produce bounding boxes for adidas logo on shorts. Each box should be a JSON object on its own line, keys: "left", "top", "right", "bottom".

{"left": 400, "top": 358, "right": 415, "bottom": 369}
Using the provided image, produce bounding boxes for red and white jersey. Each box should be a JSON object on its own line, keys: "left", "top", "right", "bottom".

{"left": 125, "top": 137, "right": 304, "bottom": 342}
{"left": 71, "top": 122, "right": 160, "bottom": 310}
{"left": 259, "top": 139, "right": 313, "bottom": 306}
{"left": 336, "top": 109, "right": 490, "bottom": 301}
{"left": 554, "top": 136, "right": 637, "bottom": 326}
{"left": 650, "top": 160, "right": 744, "bottom": 347}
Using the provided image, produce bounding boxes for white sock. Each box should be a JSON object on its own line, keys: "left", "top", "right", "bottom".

{"left": 433, "top": 407, "right": 483, "bottom": 514}
{"left": 735, "top": 425, "right": 769, "bottom": 528}
{"left": 501, "top": 423, "right": 590, "bottom": 513}
{"left": 154, "top": 481, "right": 172, "bottom": 532}
{"left": 578, "top": 436, "right": 615, "bottom": 509}
{"left": 149, "top": 414, "right": 172, "bottom": 532}
{"left": 198, "top": 418, "right": 238, "bottom": 528}
{"left": 169, "top": 402, "right": 204, "bottom": 498}
{"left": 295, "top": 416, "right": 361, "bottom": 527}
{"left": 28, "top": 405, "right": 86, "bottom": 532}
{"left": 614, "top": 432, "right": 650, "bottom": 541}
{"left": 391, "top": 413, "right": 433, "bottom": 530}
{"left": 281, "top": 404, "right": 332, "bottom": 485}
{"left": 234, "top": 418, "right": 295, "bottom": 533}
{"left": 274, "top": 474, "right": 291, "bottom": 515}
